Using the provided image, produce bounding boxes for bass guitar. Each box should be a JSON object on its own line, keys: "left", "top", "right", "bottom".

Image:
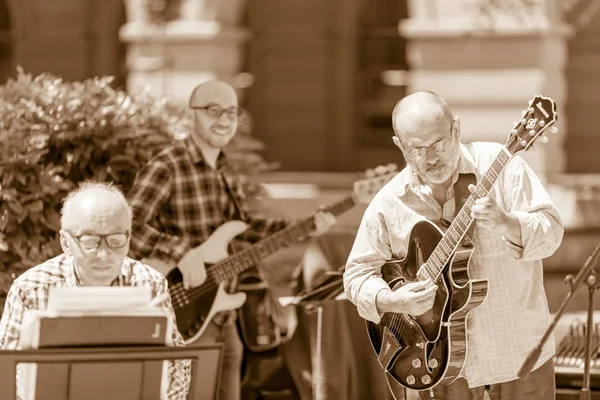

{"left": 144, "top": 164, "right": 398, "bottom": 344}
{"left": 366, "top": 95, "right": 558, "bottom": 392}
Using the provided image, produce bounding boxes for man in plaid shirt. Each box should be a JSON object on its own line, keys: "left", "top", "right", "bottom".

{"left": 127, "top": 80, "right": 336, "bottom": 400}
{"left": 345, "top": 92, "right": 564, "bottom": 400}
{"left": 0, "top": 182, "right": 190, "bottom": 399}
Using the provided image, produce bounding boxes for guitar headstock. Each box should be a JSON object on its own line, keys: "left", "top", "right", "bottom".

{"left": 353, "top": 163, "right": 398, "bottom": 204}
{"left": 505, "top": 95, "right": 558, "bottom": 156}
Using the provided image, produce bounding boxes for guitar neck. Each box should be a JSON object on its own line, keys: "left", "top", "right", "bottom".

{"left": 210, "top": 195, "right": 357, "bottom": 283}
{"left": 419, "top": 148, "right": 513, "bottom": 282}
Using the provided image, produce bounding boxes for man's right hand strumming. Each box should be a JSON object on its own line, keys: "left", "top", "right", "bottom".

{"left": 179, "top": 249, "right": 208, "bottom": 289}
{"left": 376, "top": 278, "right": 437, "bottom": 316}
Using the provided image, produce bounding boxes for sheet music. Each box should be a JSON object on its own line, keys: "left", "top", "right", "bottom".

{"left": 47, "top": 286, "right": 152, "bottom": 312}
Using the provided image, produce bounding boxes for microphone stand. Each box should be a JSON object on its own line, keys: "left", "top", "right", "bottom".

{"left": 518, "top": 243, "right": 600, "bottom": 400}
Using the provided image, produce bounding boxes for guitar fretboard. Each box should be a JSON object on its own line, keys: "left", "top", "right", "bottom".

{"left": 417, "top": 149, "right": 512, "bottom": 282}
{"left": 209, "top": 196, "right": 357, "bottom": 284}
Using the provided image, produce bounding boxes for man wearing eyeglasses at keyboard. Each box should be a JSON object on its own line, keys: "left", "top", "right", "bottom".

{"left": 0, "top": 182, "right": 191, "bottom": 400}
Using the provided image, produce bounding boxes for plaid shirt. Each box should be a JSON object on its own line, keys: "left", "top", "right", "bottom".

{"left": 0, "top": 254, "right": 191, "bottom": 399}
{"left": 344, "top": 142, "right": 564, "bottom": 387}
{"left": 127, "top": 135, "right": 288, "bottom": 264}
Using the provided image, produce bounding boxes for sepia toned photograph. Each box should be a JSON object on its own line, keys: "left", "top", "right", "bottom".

{"left": 0, "top": 0, "right": 600, "bottom": 399}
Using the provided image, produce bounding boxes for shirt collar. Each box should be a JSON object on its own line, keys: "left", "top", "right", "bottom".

{"left": 183, "top": 135, "right": 229, "bottom": 169}
{"left": 398, "top": 143, "right": 477, "bottom": 197}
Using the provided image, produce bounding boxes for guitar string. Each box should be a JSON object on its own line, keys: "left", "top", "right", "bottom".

{"left": 168, "top": 173, "right": 396, "bottom": 306}
{"left": 167, "top": 215, "right": 323, "bottom": 303}
{"left": 384, "top": 136, "right": 525, "bottom": 345}
{"left": 170, "top": 172, "right": 398, "bottom": 305}
{"left": 167, "top": 195, "right": 358, "bottom": 307}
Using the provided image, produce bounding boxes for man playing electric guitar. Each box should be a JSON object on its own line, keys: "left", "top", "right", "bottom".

{"left": 127, "top": 81, "right": 336, "bottom": 400}
{"left": 344, "top": 91, "right": 564, "bottom": 400}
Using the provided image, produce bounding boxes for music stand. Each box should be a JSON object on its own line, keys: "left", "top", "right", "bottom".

{"left": 518, "top": 243, "right": 600, "bottom": 400}
{"left": 279, "top": 270, "right": 346, "bottom": 400}
{"left": 0, "top": 343, "right": 223, "bottom": 400}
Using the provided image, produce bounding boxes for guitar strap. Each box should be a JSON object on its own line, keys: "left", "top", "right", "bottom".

{"left": 453, "top": 173, "right": 476, "bottom": 247}
{"left": 219, "top": 167, "right": 283, "bottom": 353}
{"left": 219, "top": 167, "right": 248, "bottom": 222}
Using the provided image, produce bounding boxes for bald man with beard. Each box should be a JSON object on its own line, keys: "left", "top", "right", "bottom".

{"left": 344, "top": 91, "right": 564, "bottom": 400}
{"left": 0, "top": 182, "right": 191, "bottom": 399}
{"left": 127, "top": 81, "right": 336, "bottom": 400}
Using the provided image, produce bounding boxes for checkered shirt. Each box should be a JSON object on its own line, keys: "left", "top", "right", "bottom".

{"left": 127, "top": 136, "right": 288, "bottom": 264}
{"left": 0, "top": 254, "right": 191, "bottom": 399}
{"left": 344, "top": 142, "right": 564, "bottom": 387}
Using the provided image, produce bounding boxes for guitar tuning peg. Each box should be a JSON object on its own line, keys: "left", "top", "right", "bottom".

{"left": 364, "top": 169, "right": 375, "bottom": 178}
{"left": 539, "top": 135, "right": 548, "bottom": 144}
{"left": 528, "top": 99, "right": 533, "bottom": 105}
{"left": 528, "top": 108, "right": 534, "bottom": 114}
{"left": 374, "top": 165, "right": 388, "bottom": 175}
{"left": 521, "top": 110, "right": 526, "bottom": 116}
{"left": 387, "top": 163, "right": 398, "bottom": 171}
{"left": 551, "top": 126, "right": 558, "bottom": 134}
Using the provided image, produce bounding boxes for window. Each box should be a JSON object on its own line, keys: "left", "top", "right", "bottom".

{"left": 356, "top": 0, "right": 409, "bottom": 147}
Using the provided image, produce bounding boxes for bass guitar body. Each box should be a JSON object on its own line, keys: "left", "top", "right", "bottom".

{"left": 366, "top": 219, "right": 489, "bottom": 391}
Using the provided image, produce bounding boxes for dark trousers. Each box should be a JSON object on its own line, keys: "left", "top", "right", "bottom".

{"left": 417, "top": 359, "right": 555, "bottom": 400}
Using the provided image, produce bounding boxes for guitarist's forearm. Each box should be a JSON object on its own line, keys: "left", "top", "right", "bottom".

{"left": 375, "top": 288, "right": 395, "bottom": 316}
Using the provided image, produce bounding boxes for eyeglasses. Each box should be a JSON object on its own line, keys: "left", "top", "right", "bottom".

{"left": 66, "top": 231, "right": 130, "bottom": 252}
{"left": 403, "top": 125, "right": 455, "bottom": 159}
{"left": 190, "top": 105, "right": 239, "bottom": 121}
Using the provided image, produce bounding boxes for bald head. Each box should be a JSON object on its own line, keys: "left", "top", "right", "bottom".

{"left": 392, "top": 91, "right": 453, "bottom": 139}
{"left": 189, "top": 81, "right": 237, "bottom": 108}
{"left": 61, "top": 182, "right": 132, "bottom": 232}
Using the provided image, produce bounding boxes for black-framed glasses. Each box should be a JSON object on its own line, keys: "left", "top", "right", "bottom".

{"left": 190, "top": 105, "right": 239, "bottom": 121}
{"left": 66, "top": 231, "right": 130, "bottom": 252}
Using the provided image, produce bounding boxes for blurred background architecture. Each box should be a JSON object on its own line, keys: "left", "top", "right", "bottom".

{"left": 2, "top": 0, "right": 600, "bottom": 398}
{"left": 2, "top": 0, "right": 600, "bottom": 175}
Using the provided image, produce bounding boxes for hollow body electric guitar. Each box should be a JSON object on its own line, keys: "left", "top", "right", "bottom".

{"left": 366, "top": 95, "right": 558, "bottom": 393}
{"left": 144, "top": 164, "right": 398, "bottom": 344}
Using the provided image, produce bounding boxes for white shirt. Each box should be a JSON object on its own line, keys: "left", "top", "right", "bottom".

{"left": 344, "top": 142, "right": 564, "bottom": 387}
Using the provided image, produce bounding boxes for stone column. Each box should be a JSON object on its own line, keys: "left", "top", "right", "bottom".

{"left": 120, "top": 0, "right": 250, "bottom": 104}
{"left": 401, "top": 0, "right": 571, "bottom": 176}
